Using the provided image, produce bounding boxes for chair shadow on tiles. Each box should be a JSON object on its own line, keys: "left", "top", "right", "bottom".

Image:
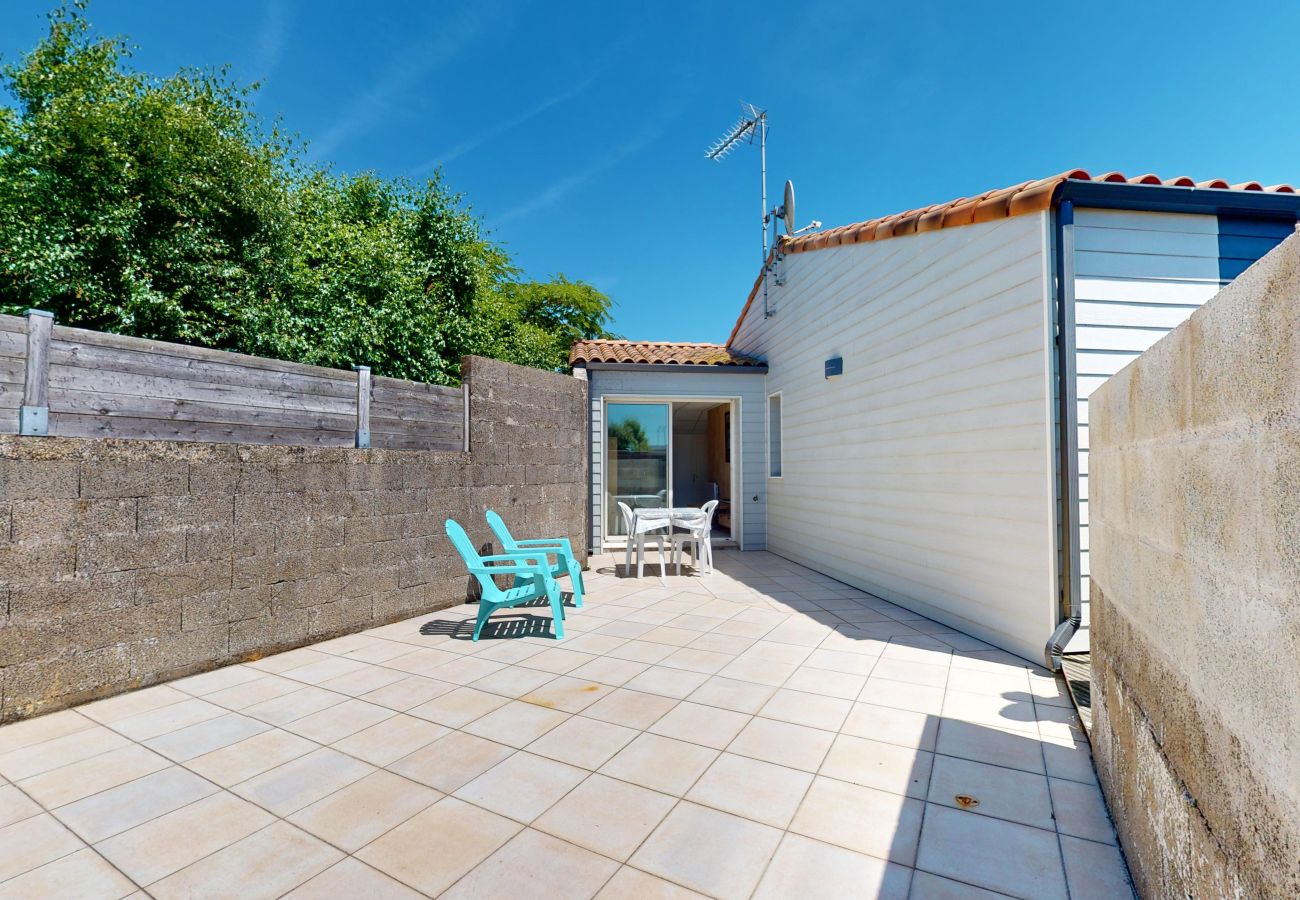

{"left": 418, "top": 614, "right": 557, "bottom": 641}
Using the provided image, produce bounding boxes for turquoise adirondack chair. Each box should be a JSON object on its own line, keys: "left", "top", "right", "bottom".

{"left": 485, "top": 510, "right": 584, "bottom": 608}
{"left": 445, "top": 519, "right": 566, "bottom": 641}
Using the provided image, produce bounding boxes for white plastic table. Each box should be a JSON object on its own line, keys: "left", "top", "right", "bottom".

{"left": 627, "top": 507, "right": 708, "bottom": 577}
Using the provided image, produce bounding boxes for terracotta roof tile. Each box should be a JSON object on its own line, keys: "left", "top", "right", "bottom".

{"left": 570, "top": 339, "right": 761, "bottom": 367}
{"left": 728, "top": 168, "right": 1298, "bottom": 345}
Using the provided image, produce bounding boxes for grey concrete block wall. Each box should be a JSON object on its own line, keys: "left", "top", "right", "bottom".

{"left": 1089, "top": 233, "right": 1300, "bottom": 899}
{"left": 0, "top": 356, "right": 587, "bottom": 723}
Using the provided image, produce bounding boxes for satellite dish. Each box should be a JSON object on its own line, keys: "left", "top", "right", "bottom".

{"left": 782, "top": 180, "right": 796, "bottom": 236}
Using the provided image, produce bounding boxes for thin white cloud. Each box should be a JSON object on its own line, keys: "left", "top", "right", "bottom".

{"left": 252, "top": 0, "right": 288, "bottom": 81}
{"left": 494, "top": 109, "right": 675, "bottom": 225}
{"left": 411, "top": 69, "right": 604, "bottom": 174}
{"left": 309, "top": 3, "right": 502, "bottom": 162}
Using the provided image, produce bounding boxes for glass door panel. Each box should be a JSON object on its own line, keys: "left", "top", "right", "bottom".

{"left": 605, "top": 402, "right": 670, "bottom": 539}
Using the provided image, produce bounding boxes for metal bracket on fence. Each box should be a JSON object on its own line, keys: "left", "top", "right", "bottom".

{"left": 20, "top": 309, "right": 53, "bottom": 436}
{"left": 353, "top": 365, "right": 371, "bottom": 449}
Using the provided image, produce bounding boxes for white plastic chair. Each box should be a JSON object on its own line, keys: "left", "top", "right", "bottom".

{"left": 618, "top": 501, "right": 667, "bottom": 578}
{"left": 671, "top": 499, "right": 719, "bottom": 575}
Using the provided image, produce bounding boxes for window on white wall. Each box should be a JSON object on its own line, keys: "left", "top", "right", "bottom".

{"left": 768, "top": 392, "right": 782, "bottom": 477}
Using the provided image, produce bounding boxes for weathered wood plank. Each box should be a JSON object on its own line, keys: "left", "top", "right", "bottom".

{"left": 370, "top": 392, "right": 464, "bottom": 421}
{"left": 51, "top": 323, "right": 357, "bottom": 382}
{"left": 49, "top": 413, "right": 355, "bottom": 446}
{"left": 22, "top": 312, "right": 53, "bottom": 409}
{"left": 48, "top": 367, "right": 360, "bottom": 415}
{"left": 370, "top": 432, "right": 464, "bottom": 452}
{"left": 0, "top": 314, "right": 25, "bottom": 334}
{"left": 48, "top": 388, "right": 356, "bottom": 432}
{"left": 50, "top": 341, "right": 356, "bottom": 399}
{"left": 372, "top": 374, "right": 461, "bottom": 398}
{"left": 0, "top": 331, "right": 26, "bottom": 359}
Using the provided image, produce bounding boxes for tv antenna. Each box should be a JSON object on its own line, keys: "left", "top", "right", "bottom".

{"left": 706, "top": 103, "right": 772, "bottom": 315}
{"left": 706, "top": 104, "right": 818, "bottom": 318}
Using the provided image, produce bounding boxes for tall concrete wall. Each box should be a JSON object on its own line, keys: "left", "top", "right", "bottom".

{"left": 1089, "top": 233, "right": 1300, "bottom": 898}
{"left": 0, "top": 356, "right": 587, "bottom": 723}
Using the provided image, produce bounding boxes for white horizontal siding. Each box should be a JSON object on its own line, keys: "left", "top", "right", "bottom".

{"left": 586, "top": 368, "right": 767, "bottom": 552}
{"left": 732, "top": 213, "right": 1057, "bottom": 661}
{"left": 1071, "top": 208, "right": 1227, "bottom": 647}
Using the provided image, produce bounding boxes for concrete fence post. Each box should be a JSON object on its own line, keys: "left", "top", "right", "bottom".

{"left": 20, "top": 309, "right": 53, "bottom": 436}
{"left": 353, "top": 365, "right": 371, "bottom": 449}
{"left": 462, "top": 379, "right": 470, "bottom": 453}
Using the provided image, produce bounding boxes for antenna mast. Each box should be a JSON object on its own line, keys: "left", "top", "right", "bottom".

{"left": 706, "top": 103, "right": 773, "bottom": 317}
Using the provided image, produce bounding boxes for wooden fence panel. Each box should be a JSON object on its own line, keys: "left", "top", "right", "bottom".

{"left": 0, "top": 313, "right": 467, "bottom": 450}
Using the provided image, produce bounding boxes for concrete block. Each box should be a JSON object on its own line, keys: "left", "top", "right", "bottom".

{"left": 0, "top": 459, "right": 80, "bottom": 500}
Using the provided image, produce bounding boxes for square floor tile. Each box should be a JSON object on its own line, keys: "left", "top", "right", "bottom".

{"left": 716, "top": 656, "right": 797, "bottom": 687}
{"left": 686, "top": 752, "right": 813, "bottom": 828}
{"left": 1042, "top": 740, "right": 1099, "bottom": 785}
{"left": 520, "top": 647, "right": 598, "bottom": 674}
{"left": 926, "top": 755, "right": 1053, "bottom": 829}
{"left": 149, "top": 820, "right": 343, "bottom": 900}
{"left": 659, "top": 647, "right": 733, "bottom": 675}
{"left": 0, "top": 846, "right": 136, "bottom": 899}
{"left": 282, "top": 698, "right": 394, "bottom": 744}
{"left": 463, "top": 700, "right": 570, "bottom": 748}
{"left": 454, "top": 751, "right": 587, "bottom": 823}
{"left": 759, "top": 689, "right": 852, "bottom": 732}
{"left": 568, "top": 656, "right": 652, "bottom": 687}
{"left": 534, "top": 773, "right": 676, "bottom": 861}
{"left": 908, "top": 869, "right": 1007, "bottom": 898}
{"left": 407, "top": 687, "right": 509, "bottom": 729}
{"left": 0, "top": 784, "right": 41, "bottom": 828}
{"left": 915, "top": 804, "right": 1067, "bottom": 899}
{"left": 469, "top": 665, "right": 557, "bottom": 698}
{"left": 359, "top": 675, "right": 457, "bottom": 711}
{"left": 941, "top": 688, "right": 1040, "bottom": 735}
{"left": 95, "top": 791, "right": 273, "bottom": 886}
{"left": 172, "top": 665, "right": 264, "bottom": 697}
{"left": 233, "top": 747, "right": 374, "bottom": 817}
{"left": 54, "top": 766, "right": 217, "bottom": 843}
{"left": 820, "top": 733, "right": 933, "bottom": 799}
{"left": 789, "top": 775, "right": 923, "bottom": 864}
{"left": 280, "top": 656, "right": 371, "bottom": 686}
{"left": 288, "top": 770, "right": 441, "bottom": 852}
{"left": 783, "top": 666, "right": 868, "bottom": 700}
{"left": 1060, "top": 834, "right": 1136, "bottom": 900}
{"left": 1049, "top": 777, "right": 1118, "bottom": 844}
{"left": 0, "top": 812, "right": 85, "bottom": 882}
{"left": 841, "top": 702, "right": 938, "bottom": 751}
{"left": 605, "top": 639, "right": 677, "bottom": 664}
{"left": 316, "top": 665, "right": 409, "bottom": 697}
{"left": 754, "top": 832, "right": 912, "bottom": 900}
{"left": 580, "top": 688, "right": 677, "bottom": 730}
{"left": 520, "top": 675, "right": 613, "bottom": 713}
{"left": 526, "top": 716, "right": 639, "bottom": 770}
{"left": 17, "top": 743, "right": 170, "bottom": 809}
{"left": 444, "top": 827, "right": 619, "bottom": 899}
{"left": 0, "top": 724, "right": 131, "bottom": 781}
{"left": 631, "top": 801, "right": 783, "bottom": 900}
{"left": 599, "top": 733, "right": 718, "bottom": 796}
{"left": 623, "top": 666, "right": 711, "bottom": 700}
{"left": 205, "top": 675, "right": 305, "bottom": 711}
{"left": 79, "top": 687, "right": 191, "bottom": 726}
{"left": 144, "top": 712, "right": 271, "bottom": 762}
{"left": 330, "top": 713, "right": 447, "bottom": 766}
{"left": 935, "top": 719, "right": 1046, "bottom": 775}
{"left": 242, "top": 687, "right": 347, "bottom": 727}
{"left": 356, "top": 797, "right": 521, "bottom": 896}
{"left": 595, "top": 865, "right": 709, "bottom": 899}
{"left": 728, "top": 717, "right": 834, "bottom": 773}
{"left": 184, "top": 729, "right": 318, "bottom": 787}
{"left": 281, "top": 857, "right": 423, "bottom": 899}
{"left": 389, "top": 731, "right": 515, "bottom": 793}
{"left": 859, "top": 678, "right": 945, "bottom": 716}
{"left": 648, "top": 701, "right": 750, "bottom": 750}
{"left": 684, "top": 676, "right": 774, "bottom": 715}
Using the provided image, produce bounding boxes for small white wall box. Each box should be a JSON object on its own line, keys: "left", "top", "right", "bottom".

{"left": 824, "top": 356, "right": 843, "bottom": 380}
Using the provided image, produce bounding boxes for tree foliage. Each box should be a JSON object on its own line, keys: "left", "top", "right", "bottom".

{"left": 0, "top": 2, "right": 615, "bottom": 384}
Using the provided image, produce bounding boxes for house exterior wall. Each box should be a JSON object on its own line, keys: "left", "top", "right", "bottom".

{"left": 1069, "top": 208, "right": 1293, "bottom": 641}
{"left": 730, "top": 212, "right": 1058, "bottom": 661}
{"left": 585, "top": 368, "right": 767, "bottom": 552}
{"left": 1089, "top": 233, "right": 1300, "bottom": 899}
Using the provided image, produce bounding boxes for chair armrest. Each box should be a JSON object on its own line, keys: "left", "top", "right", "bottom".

{"left": 514, "top": 538, "right": 573, "bottom": 553}
{"left": 469, "top": 562, "right": 549, "bottom": 577}
{"left": 478, "top": 553, "right": 550, "bottom": 566}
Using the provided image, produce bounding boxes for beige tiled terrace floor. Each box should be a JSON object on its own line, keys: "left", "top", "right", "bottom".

{"left": 0, "top": 550, "right": 1134, "bottom": 899}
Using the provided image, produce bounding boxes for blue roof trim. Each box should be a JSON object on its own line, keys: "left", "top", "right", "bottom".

{"left": 1058, "top": 180, "right": 1300, "bottom": 221}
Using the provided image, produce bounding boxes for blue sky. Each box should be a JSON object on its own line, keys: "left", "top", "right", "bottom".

{"left": 4, "top": 1, "right": 1300, "bottom": 343}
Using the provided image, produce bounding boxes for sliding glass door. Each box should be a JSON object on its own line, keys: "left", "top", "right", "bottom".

{"left": 605, "top": 402, "right": 669, "bottom": 538}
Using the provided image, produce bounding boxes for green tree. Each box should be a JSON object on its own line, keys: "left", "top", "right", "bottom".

{"left": 0, "top": 2, "right": 615, "bottom": 384}
{"left": 608, "top": 419, "right": 650, "bottom": 453}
